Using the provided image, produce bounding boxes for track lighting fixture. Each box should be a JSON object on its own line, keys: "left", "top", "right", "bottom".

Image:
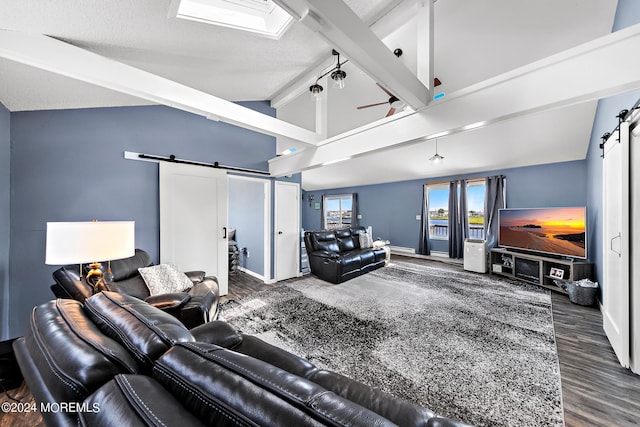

{"left": 430, "top": 139, "right": 444, "bottom": 165}
{"left": 309, "top": 49, "right": 349, "bottom": 100}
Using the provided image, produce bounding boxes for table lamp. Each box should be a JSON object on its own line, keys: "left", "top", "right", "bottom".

{"left": 45, "top": 221, "right": 135, "bottom": 292}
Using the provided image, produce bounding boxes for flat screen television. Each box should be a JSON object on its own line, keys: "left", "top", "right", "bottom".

{"left": 498, "top": 207, "right": 587, "bottom": 259}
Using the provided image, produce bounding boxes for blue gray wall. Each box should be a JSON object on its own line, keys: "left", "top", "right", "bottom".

{"left": 229, "top": 177, "right": 266, "bottom": 276}
{"left": 303, "top": 160, "right": 587, "bottom": 253}
{"left": 0, "top": 102, "right": 10, "bottom": 340}
{"left": 7, "top": 102, "right": 276, "bottom": 339}
{"left": 585, "top": 0, "right": 640, "bottom": 296}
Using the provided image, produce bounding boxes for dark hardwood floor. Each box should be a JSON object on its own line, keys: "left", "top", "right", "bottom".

{"left": 3, "top": 258, "right": 640, "bottom": 426}
{"left": 222, "top": 270, "right": 281, "bottom": 303}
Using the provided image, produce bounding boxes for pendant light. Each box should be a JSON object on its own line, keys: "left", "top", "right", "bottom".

{"left": 430, "top": 139, "right": 444, "bottom": 164}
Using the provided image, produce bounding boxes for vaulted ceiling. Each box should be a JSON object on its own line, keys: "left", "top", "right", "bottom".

{"left": 1, "top": 0, "right": 637, "bottom": 190}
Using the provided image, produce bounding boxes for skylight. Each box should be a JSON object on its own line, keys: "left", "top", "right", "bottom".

{"left": 169, "top": 0, "right": 294, "bottom": 40}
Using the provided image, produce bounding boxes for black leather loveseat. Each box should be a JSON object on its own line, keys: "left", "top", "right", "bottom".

{"left": 304, "top": 227, "right": 387, "bottom": 283}
{"left": 13, "top": 291, "right": 470, "bottom": 427}
{"left": 50, "top": 249, "right": 220, "bottom": 328}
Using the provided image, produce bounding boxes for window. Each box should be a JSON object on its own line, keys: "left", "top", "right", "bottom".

{"left": 169, "top": 0, "right": 294, "bottom": 40}
{"left": 427, "top": 183, "right": 449, "bottom": 239}
{"left": 323, "top": 194, "right": 353, "bottom": 230}
{"left": 466, "top": 180, "right": 486, "bottom": 239}
{"left": 427, "top": 180, "right": 486, "bottom": 240}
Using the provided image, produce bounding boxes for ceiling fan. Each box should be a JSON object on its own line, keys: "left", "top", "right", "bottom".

{"left": 357, "top": 78, "right": 442, "bottom": 117}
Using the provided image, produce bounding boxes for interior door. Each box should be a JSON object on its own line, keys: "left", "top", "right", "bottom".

{"left": 275, "top": 181, "right": 300, "bottom": 281}
{"left": 159, "top": 163, "right": 228, "bottom": 296}
{"left": 602, "top": 122, "right": 630, "bottom": 368}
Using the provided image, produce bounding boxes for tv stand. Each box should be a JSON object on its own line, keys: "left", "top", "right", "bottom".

{"left": 489, "top": 248, "right": 594, "bottom": 294}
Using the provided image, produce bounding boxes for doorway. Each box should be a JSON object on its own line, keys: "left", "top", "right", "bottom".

{"left": 228, "top": 175, "right": 271, "bottom": 283}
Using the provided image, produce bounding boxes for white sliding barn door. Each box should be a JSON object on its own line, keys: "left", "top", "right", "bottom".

{"left": 602, "top": 122, "right": 630, "bottom": 368}
{"left": 160, "top": 163, "right": 228, "bottom": 296}
{"left": 275, "top": 181, "right": 300, "bottom": 281}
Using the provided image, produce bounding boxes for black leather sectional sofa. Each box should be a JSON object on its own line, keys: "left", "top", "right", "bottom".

{"left": 13, "top": 291, "right": 469, "bottom": 427}
{"left": 304, "top": 227, "right": 387, "bottom": 283}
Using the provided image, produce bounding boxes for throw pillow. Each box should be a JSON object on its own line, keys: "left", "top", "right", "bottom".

{"left": 138, "top": 264, "right": 193, "bottom": 296}
{"left": 359, "top": 231, "right": 373, "bottom": 249}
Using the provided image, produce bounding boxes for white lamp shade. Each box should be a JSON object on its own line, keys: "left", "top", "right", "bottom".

{"left": 45, "top": 221, "right": 135, "bottom": 265}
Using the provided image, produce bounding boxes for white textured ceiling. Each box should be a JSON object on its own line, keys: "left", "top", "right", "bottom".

{"left": 0, "top": 0, "right": 623, "bottom": 191}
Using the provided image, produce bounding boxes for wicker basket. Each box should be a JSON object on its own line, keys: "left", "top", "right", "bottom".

{"left": 558, "top": 280, "right": 599, "bottom": 306}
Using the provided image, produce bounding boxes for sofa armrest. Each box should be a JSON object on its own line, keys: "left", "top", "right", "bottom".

{"left": 190, "top": 320, "right": 243, "bottom": 348}
{"left": 309, "top": 250, "right": 341, "bottom": 260}
{"left": 180, "top": 281, "right": 220, "bottom": 328}
{"left": 144, "top": 292, "right": 191, "bottom": 310}
{"left": 184, "top": 270, "right": 205, "bottom": 283}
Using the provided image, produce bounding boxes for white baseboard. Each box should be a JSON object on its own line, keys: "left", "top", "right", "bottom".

{"left": 389, "top": 246, "right": 416, "bottom": 256}
{"left": 429, "top": 251, "right": 450, "bottom": 258}
{"left": 237, "top": 267, "right": 267, "bottom": 283}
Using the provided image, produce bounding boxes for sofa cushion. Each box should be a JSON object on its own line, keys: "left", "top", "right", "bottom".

{"left": 21, "top": 300, "right": 138, "bottom": 412}
{"left": 335, "top": 228, "right": 357, "bottom": 252}
{"left": 309, "top": 369, "right": 439, "bottom": 427}
{"left": 84, "top": 292, "right": 194, "bottom": 372}
{"left": 154, "top": 342, "right": 397, "bottom": 427}
{"left": 358, "top": 249, "right": 376, "bottom": 266}
{"left": 311, "top": 230, "right": 340, "bottom": 253}
{"left": 339, "top": 254, "right": 362, "bottom": 274}
{"left": 138, "top": 263, "right": 193, "bottom": 296}
{"left": 80, "top": 375, "right": 205, "bottom": 427}
{"left": 105, "top": 275, "right": 151, "bottom": 300}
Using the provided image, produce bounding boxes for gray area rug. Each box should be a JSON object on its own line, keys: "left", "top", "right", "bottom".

{"left": 220, "top": 260, "right": 563, "bottom": 427}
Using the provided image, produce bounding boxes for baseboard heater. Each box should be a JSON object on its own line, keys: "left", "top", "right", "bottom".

{"left": 389, "top": 246, "right": 416, "bottom": 256}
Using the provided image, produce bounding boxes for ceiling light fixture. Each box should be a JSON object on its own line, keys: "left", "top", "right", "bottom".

{"left": 430, "top": 139, "right": 444, "bottom": 165}
{"left": 309, "top": 49, "right": 349, "bottom": 100}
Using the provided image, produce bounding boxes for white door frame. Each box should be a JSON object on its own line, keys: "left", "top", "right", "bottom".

{"left": 275, "top": 181, "right": 300, "bottom": 281}
{"left": 228, "top": 174, "right": 272, "bottom": 284}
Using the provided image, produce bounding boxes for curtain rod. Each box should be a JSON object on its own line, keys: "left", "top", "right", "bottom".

{"left": 125, "top": 152, "right": 271, "bottom": 176}
{"left": 423, "top": 176, "right": 504, "bottom": 186}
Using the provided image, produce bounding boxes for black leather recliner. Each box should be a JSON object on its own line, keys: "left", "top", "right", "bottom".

{"left": 50, "top": 249, "right": 219, "bottom": 328}
{"left": 13, "top": 292, "right": 470, "bottom": 427}
{"left": 304, "top": 227, "right": 387, "bottom": 283}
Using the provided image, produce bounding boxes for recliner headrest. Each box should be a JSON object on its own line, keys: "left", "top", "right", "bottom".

{"left": 108, "top": 249, "right": 153, "bottom": 281}
{"left": 84, "top": 292, "right": 194, "bottom": 372}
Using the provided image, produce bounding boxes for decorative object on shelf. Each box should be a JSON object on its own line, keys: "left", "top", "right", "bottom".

{"left": 309, "top": 49, "right": 348, "bottom": 100}
{"left": 429, "top": 139, "right": 444, "bottom": 164}
{"left": 549, "top": 267, "right": 565, "bottom": 279}
{"left": 45, "top": 220, "right": 135, "bottom": 292}
{"left": 501, "top": 254, "right": 513, "bottom": 268}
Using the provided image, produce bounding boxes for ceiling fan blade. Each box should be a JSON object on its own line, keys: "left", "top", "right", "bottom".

{"left": 386, "top": 108, "right": 396, "bottom": 117}
{"left": 376, "top": 82, "right": 395, "bottom": 97}
{"left": 434, "top": 77, "right": 442, "bottom": 87}
{"left": 357, "top": 101, "right": 389, "bottom": 109}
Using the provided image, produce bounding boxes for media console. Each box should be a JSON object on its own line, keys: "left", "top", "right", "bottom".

{"left": 489, "top": 247, "right": 594, "bottom": 294}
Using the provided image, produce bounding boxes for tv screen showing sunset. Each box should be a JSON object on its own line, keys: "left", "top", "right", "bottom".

{"left": 499, "top": 207, "right": 586, "bottom": 258}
